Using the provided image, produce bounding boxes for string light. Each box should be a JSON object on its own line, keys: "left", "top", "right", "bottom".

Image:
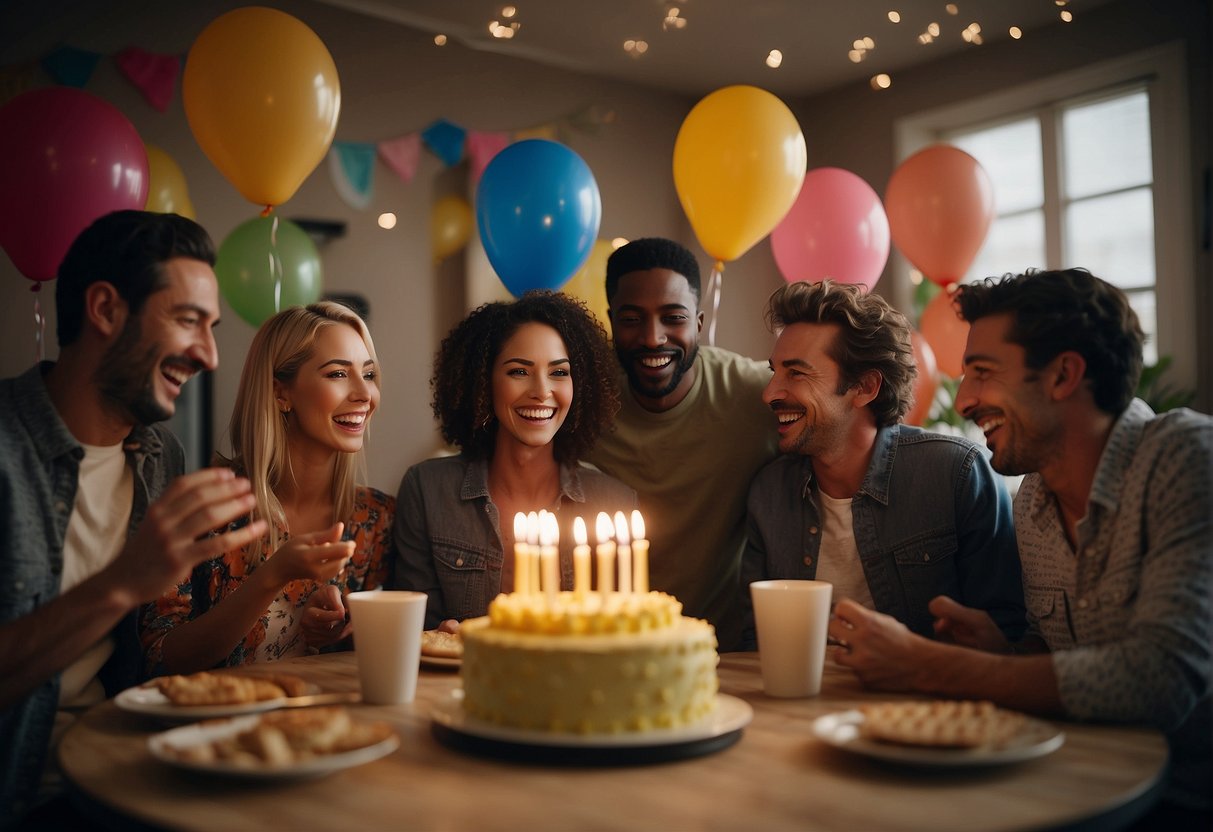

{"left": 887, "top": 11, "right": 901, "bottom": 23}
{"left": 377, "top": 213, "right": 397, "bottom": 230}
{"left": 663, "top": 7, "right": 687, "bottom": 30}
{"left": 501, "top": 6, "right": 516, "bottom": 18}
{"left": 945, "top": 4, "right": 958, "bottom": 14}
{"left": 1060, "top": 10, "right": 1073, "bottom": 22}
{"left": 1009, "top": 26, "right": 1022, "bottom": 39}
{"left": 623, "top": 39, "right": 648, "bottom": 57}
{"left": 765, "top": 49, "right": 783, "bottom": 68}
{"left": 433, "top": 34, "right": 447, "bottom": 46}
{"left": 870, "top": 73, "right": 892, "bottom": 90}
{"left": 611, "top": 238, "right": 629, "bottom": 249}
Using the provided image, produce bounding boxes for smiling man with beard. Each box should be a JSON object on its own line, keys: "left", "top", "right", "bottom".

{"left": 739, "top": 280, "right": 1024, "bottom": 651}
{"left": 0, "top": 210, "right": 268, "bottom": 827}
{"left": 586, "top": 238, "right": 777, "bottom": 651}
{"left": 830, "top": 269, "right": 1211, "bottom": 826}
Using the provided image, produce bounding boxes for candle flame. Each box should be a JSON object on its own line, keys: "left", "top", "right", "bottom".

{"left": 630, "top": 509, "right": 645, "bottom": 540}
{"left": 540, "top": 512, "right": 559, "bottom": 546}
{"left": 596, "top": 512, "right": 614, "bottom": 543}
{"left": 613, "top": 511, "right": 630, "bottom": 545}
{"left": 574, "top": 516, "right": 587, "bottom": 545}
{"left": 514, "top": 512, "right": 527, "bottom": 541}
{"left": 526, "top": 511, "right": 540, "bottom": 544}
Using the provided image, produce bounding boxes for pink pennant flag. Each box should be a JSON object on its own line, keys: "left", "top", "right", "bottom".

{"left": 467, "top": 131, "right": 510, "bottom": 188}
{"left": 377, "top": 133, "right": 421, "bottom": 184}
{"left": 114, "top": 47, "right": 180, "bottom": 112}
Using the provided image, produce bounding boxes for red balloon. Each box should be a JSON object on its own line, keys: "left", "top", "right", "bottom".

{"left": 770, "top": 167, "right": 890, "bottom": 291}
{"left": 919, "top": 288, "right": 969, "bottom": 379}
{"left": 0, "top": 88, "right": 149, "bottom": 284}
{"left": 905, "top": 330, "right": 939, "bottom": 426}
{"left": 886, "top": 145, "right": 993, "bottom": 288}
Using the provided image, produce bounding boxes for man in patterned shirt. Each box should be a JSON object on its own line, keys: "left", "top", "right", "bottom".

{"left": 829, "top": 269, "right": 1211, "bottom": 823}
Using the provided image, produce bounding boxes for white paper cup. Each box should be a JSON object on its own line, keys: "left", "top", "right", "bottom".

{"left": 750, "top": 579, "right": 832, "bottom": 698}
{"left": 347, "top": 590, "right": 427, "bottom": 705}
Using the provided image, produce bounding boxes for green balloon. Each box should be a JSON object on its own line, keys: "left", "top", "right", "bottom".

{"left": 215, "top": 216, "right": 322, "bottom": 326}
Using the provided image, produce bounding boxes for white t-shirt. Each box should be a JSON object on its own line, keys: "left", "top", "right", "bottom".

{"left": 57, "top": 441, "right": 133, "bottom": 709}
{"left": 814, "top": 491, "right": 875, "bottom": 609}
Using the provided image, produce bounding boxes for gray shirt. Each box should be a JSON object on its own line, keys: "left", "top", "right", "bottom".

{"left": 391, "top": 454, "right": 636, "bottom": 628}
{"left": 1016, "top": 399, "right": 1212, "bottom": 808}
{"left": 0, "top": 363, "right": 183, "bottom": 824}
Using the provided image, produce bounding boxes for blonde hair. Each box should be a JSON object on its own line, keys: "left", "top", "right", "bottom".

{"left": 218, "top": 302, "right": 380, "bottom": 553}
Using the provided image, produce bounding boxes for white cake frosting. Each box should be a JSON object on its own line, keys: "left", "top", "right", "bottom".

{"left": 460, "top": 591, "right": 719, "bottom": 734}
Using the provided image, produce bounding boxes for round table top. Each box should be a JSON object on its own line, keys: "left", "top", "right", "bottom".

{"left": 59, "top": 650, "right": 1167, "bottom": 832}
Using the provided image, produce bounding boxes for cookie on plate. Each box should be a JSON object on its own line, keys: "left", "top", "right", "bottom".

{"left": 859, "top": 700, "right": 1025, "bottom": 748}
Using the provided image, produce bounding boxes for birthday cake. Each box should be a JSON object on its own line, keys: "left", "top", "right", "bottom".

{"left": 459, "top": 590, "right": 719, "bottom": 734}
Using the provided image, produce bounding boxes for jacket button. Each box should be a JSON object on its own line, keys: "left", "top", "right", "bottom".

{"left": 1077, "top": 598, "right": 1088, "bottom": 609}
{"left": 54, "top": 500, "right": 68, "bottom": 513}
{"left": 808, "top": 526, "right": 819, "bottom": 535}
{"left": 803, "top": 555, "right": 813, "bottom": 567}
{"left": 923, "top": 553, "right": 931, "bottom": 562}
{"left": 455, "top": 558, "right": 464, "bottom": 567}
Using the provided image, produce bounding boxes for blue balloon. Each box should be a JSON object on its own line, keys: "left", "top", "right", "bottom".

{"left": 476, "top": 140, "right": 602, "bottom": 297}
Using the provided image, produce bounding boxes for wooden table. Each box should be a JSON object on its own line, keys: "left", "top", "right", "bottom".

{"left": 60, "top": 652, "right": 1166, "bottom": 831}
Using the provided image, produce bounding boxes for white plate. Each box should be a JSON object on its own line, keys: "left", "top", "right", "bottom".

{"left": 431, "top": 690, "right": 752, "bottom": 748}
{"left": 812, "top": 709, "right": 1065, "bottom": 767}
{"left": 148, "top": 715, "right": 400, "bottom": 780}
{"left": 115, "top": 685, "right": 287, "bottom": 722}
{"left": 420, "top": 654, "right": 462, "bottom": 670}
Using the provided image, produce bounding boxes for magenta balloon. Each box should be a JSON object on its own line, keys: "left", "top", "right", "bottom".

{"left": 770, "top": 167, "right": 890, "bottom": 291}
{"left": 0, "top": 88, "right": 149, "bottom": 283}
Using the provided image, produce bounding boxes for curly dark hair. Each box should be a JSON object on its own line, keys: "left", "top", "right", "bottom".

{"left": 955, "top": 268, "right": 1144, "bottom": 415}
{"left": 431, "top": 291, "right": 620, "bottom": 462}
{"left": 605, "top": 237, "right": 701, "bottom": 305}
{"left": 765, "top": 280, "right": 917, "bottom": 427}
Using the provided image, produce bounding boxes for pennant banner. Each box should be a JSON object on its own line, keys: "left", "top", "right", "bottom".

{"left": 114, "top": 47, "right": 180, "bottom": 112}
{"left": 467, "top": 130, "right": 510, "bottom": 188}
{"left": 328, "top": 142, "right": 377, "bottom": 210}
{"left": 42, "top": 47, "right": 101, "bottom": 89}
{"left": 422, "top": 118, "right": 466, "bottom": 167}
{"left": 377, "top": 132, "right": 421, "bottom": 184}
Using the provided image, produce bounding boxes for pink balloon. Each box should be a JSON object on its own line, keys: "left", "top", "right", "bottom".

{"left": 770, "top": 167, "right": 890, "bottom": 291}
{"left": 0, "top": 88, "right": 149, "bottom": 284}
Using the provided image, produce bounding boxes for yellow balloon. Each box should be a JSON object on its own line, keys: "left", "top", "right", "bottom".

{"left": 562, "top": 239, "right": 613, "bottom": 327}
{"left": 673, "top": 85, "right": 807, "bottom": 265}
{"left": 183, "top": 7, "right": 340, "bottom": 208}
{"left": 431, "top": 195, "right": 473, "bottom": 262}
{"left": 144, "top": 144, "right": 195, "bottom": 220}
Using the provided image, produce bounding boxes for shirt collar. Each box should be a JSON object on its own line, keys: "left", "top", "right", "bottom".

{"left": 1087, "top": 398, "right": 1154, "bottom": 513}
{"left": 855, "top": 423, "right": 899, "bottom": 506}
{"left": 459, "top": 454, "right": 586, "bottom": 505}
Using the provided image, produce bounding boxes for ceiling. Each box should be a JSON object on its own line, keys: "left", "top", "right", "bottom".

{"left": 316, "top": 0, "right": 1111, "bottom": 98}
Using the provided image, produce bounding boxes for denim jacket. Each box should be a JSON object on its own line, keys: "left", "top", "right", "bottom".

{"left": 740, "top": 423, "right": 1025, "bottom": 649}
{"left": 391, "top": 454, "right": 636, "bottom": 628}
{"left": 0, "top": 363, "right": 183, "bottom": 825}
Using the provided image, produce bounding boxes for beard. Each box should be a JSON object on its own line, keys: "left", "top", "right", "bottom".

{"left": 96, "top": 317, "right": 174, "bottom": 425}
{"left": 619, "top": 344, "right": 699, "bottom": 400}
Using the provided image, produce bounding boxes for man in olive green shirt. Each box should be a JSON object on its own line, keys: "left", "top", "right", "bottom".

{"left": 588, "top": 238, "right": 777, "bottom": 650}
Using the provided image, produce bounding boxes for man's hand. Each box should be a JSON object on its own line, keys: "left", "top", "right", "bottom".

{"left": 929, "top": 596, "right": 1012, "bottom": 653}
{"left": 829, "top": 600, "right": 927, "bottom": 691}
{"left": 101, "top": 468, "right": 268, "bottom": 606}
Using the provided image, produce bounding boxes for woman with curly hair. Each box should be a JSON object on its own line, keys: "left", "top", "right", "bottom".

{"left": 392, "top": 291, "right": 635, "bottom": 629}
{"left": 141, "top": 302, "right": 394, "bottom": 672}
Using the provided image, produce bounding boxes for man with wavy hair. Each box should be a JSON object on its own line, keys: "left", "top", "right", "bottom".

{"left": 740, "top": 279, "right": 1025, "bottom": 649}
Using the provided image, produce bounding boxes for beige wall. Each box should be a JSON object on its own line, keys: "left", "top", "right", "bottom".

{"left": 1, "top": 0, "right": 1208, "bottom": 497}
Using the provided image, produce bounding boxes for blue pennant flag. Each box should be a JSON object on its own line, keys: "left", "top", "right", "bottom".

{"left": 422, "top": 119, "right": 467, "bottom": 167}
{"left": 42, "top": 47, "right": 101, "bottom": 88}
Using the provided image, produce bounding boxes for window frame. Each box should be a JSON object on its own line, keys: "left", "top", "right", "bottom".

{"left": 893, "top": 42, "right": 1194, "bottom": 390}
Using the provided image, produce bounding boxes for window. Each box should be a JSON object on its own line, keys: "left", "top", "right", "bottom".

{"left": 944, "top": 87, "right": 1159, "bottom": 363}
{"left": 895, "top": 44, "right": 1195, "bottom": 387}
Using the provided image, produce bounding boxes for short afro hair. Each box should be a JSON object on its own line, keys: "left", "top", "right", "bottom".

{"left": 605, "top": 238, "right": 701, "bottom": 305}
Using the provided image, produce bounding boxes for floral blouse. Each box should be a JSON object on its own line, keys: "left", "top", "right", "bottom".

{"left": 140, "top": 486, "right": 394, "bottom": 673}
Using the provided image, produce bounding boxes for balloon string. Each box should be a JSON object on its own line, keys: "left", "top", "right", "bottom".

{"left": 32, "top": 292, "right": 44, "bottom": 363}
{"left": 706, "top": 266, "right": 723, "bottom": 347}
{"left": 269, "top": 214, "right": 284, "bottom": 314}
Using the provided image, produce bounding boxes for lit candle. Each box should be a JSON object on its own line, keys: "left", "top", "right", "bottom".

{"left": 526, "top": 511, "right": 541, "bottom": 597}
{"left": 595, "top": 512, "right": 615, "bottom": 596}
{"left": 540, "top": 511, "right": 559, "bottom": 600}
{"left": 614, "top": 511, "right": 631, "bottom": 595}
{"left": 572, "top": 516, "right": 590, "bottom": 598}
{"left": 631, "top": 510, "right": 649, "bottom": 594}
{"left": 513, "top": 512, "right": 529, "bottom": 594}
